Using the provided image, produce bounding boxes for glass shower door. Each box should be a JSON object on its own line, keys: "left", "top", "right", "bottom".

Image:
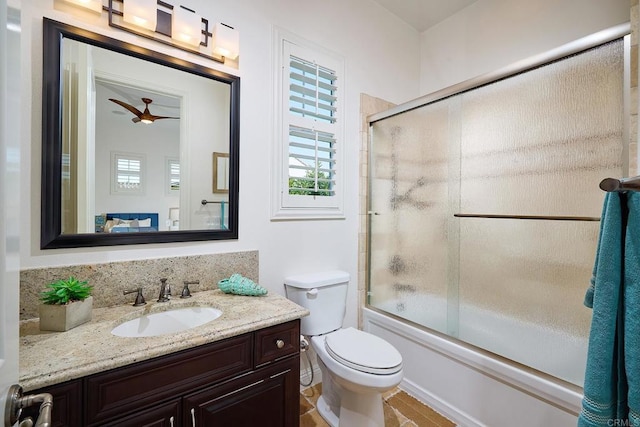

{"left": 368, "top": 37, "right": 626, "bottom": 386}
{"left": 368, "top": 99, "right": 457, "bottom": 335}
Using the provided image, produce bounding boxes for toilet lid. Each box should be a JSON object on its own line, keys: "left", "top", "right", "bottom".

{"left": 325, "top": 328, "right": 402, "bottom": 375}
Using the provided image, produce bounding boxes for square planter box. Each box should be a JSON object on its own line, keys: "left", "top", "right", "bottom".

{"left": 39, "top": 296, "right": 93, "bottom": 332}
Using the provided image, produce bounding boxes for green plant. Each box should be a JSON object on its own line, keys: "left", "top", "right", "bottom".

{"left": 40, "top": 277, "right": 93, "bottom": 305}
{"left": 288, "top": 167, "right": 332, "bottom": 196}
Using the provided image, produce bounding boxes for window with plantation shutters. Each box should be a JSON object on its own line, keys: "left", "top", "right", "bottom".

{"left": 273, "top": 31, "right": 344, "bottom": 219}
{"left": 166, "top": 157, "right": 180, "bottom": 194}
{"left": 111, "top": 152, "right": 145, "bottom": 195}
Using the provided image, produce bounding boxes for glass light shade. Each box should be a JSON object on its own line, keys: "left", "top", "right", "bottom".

{"left": 63, "top": 0, "right": 103, "bottom": 13}
{"left": 213, "top": 23, "right": 239, "bottom": 60}
{"left": 123, "top": 0, "right": 157, "bottom": 31}
{"left": 172, "top": 7, "right": 201, "bottom": 47}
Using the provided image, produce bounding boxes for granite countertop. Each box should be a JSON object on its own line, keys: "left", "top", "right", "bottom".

{"left": 19, "top": 289, "right": 309, "bottom": 392}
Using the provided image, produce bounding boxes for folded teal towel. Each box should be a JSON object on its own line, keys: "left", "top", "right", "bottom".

{"left": 579, "top": 192, "right": 640, "bottom": 426}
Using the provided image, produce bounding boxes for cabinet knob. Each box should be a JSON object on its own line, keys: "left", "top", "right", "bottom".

{"left": 276, "top": 339, "right": 285, "bottom": 349}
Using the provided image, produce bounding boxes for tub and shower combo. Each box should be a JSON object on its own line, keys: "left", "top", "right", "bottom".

{"left": 363, "top": 24, "right": 631, "bottom": 426}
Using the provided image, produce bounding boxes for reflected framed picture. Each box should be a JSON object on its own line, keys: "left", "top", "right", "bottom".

{"left": 213, "top": 152, "right": 229, "bottom": 194}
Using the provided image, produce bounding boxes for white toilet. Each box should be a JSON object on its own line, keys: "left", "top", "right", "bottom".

{"left": 284, "top": 270, "right": 403, "bottom": 427}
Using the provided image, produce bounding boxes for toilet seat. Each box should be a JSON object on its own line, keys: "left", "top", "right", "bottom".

{"left": 324, "top": 327, "right": 402, "bottom": 375}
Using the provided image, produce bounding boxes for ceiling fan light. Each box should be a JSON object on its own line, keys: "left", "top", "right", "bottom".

{"left": 172, "top": 6, "right": 201, "bottom": 47}
{"left": 123, "top": 0, "right": 157, "bottom": 32}
{"left": 141, "top": 118, "right": 153, "bottom": 124}
{"left": 213, "top": 23, "right": 239, "bottom": 60}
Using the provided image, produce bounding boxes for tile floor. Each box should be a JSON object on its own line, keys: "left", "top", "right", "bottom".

{"left": 299, "top": 384, "right": 456, "bottom": 427}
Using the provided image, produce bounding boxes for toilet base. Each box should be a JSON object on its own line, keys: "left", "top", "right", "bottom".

{"left": 316, "top": 395, "right": 339, "bottom": 427}
{"left": 316, "top": 390, "right": 386, "bottom": 427}
{"left": 316, "top": 357, "right": 386, "bottom": 427}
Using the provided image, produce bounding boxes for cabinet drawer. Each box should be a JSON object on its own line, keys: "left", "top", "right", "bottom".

{"left": 254, "top": 320, "right": 300, "bottom": 367}
{"left": 85, "top": 334, "right": 252, "bottom": 425}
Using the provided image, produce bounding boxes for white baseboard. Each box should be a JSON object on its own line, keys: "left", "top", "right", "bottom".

{"left": 399, "top": 378, "right": 484, "bottom": 427}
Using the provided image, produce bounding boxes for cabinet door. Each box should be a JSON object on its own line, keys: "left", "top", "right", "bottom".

{"left": 102, "top": 398, "right": 181, "bottom": 427}
{"left": 184, "top": 357, "right": 299, "bottom": 427}
{"left": 19, "top": 379, "right": 82, "bottom": 427}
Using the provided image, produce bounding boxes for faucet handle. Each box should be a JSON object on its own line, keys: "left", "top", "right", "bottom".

{"left": 181, "top": 280, "right": 199, "bottom": 299}
{"left": 123, "top": 288, "right": 146, "bottom": 306}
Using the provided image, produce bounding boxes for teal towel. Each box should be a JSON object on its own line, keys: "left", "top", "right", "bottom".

{"left": 625, "top": 193, "right": 640, "bottom": 426}
{"left": 579, "top": 192, "right": 640, "bottom": 426}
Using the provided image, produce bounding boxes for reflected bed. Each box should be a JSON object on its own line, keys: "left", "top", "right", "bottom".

{"left": 104, "top": 213, "right": 159, "bottom": 233}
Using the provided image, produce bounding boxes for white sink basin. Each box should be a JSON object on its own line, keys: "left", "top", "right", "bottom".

{"left": 111, "top": 306, "right": 222, "bottom": 337}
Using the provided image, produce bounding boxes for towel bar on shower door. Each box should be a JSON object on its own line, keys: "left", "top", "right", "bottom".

{"left": 600, "top": 176, "right": 640, "bottom": 192}
{"left": 453, "top": 213, "right": 601, "bottom": 221}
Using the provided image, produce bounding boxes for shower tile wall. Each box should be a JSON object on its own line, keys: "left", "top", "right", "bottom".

{"left": 367, "top": 38, "right": 626, "bottom": 386}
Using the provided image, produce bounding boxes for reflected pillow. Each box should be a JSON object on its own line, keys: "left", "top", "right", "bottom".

{"left": 138, "top": 218, "right": 152, "bottom": 227}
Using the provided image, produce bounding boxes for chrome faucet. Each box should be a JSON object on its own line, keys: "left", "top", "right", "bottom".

{"left": 180, "top": 280, "right": 199, "bottom": 298}
{"left": 123, "top": 287, "right": 146, "bottom": 306}
{"left": 157, "top": 278, "right": 171, "bottom": 302}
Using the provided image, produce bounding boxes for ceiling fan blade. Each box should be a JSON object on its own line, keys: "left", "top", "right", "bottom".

{"left": 151, "top": 115, "right": 179, "bottom": 121}
{"left": 109, "top": 98, "right": 143, "bottom": 118}
{"left": 132, "top": 117, "right": 141, "bottom": 123}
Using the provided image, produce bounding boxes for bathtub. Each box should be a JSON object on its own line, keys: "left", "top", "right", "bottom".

{"left": 363, "top": 299, "right": 586, "bottom": 427}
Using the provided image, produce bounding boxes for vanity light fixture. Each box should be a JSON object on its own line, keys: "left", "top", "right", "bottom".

{"left": 61, "top": 0, "right": 241, "bottom": 64}
{"left": 123, "top": 0, "right": 157, "bottom": 31}
{"left": 62, "top": 0, "right": 103, "bottom": 13}
{"left": 213, "top": 23, "right": 239, "bottom": 60}
{"left": 171, "top": 5, "right": 201, "bottom": 47}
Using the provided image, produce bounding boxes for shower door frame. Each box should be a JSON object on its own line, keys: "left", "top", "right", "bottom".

{"left": 365, "top": 22, "right": 632, "bottom": 386}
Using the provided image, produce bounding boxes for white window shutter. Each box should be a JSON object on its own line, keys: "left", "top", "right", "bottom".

{"left": 272, "top": 33, "right": 345, "bottom": 219}
{"left": 111, "top": 152, "right": 145, "bottom": 195}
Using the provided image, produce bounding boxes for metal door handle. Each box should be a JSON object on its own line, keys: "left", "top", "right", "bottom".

{"left": 4, "top": 384, "right": 53, "bottom": 427}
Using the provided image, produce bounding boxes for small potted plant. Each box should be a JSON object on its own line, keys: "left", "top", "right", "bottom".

{"left": 39, "top": 276, "right": 93, "bottom": 332}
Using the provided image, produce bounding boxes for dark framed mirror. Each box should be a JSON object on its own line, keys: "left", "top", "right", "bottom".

{"left": 41, "top": 18, "right": 239, "bottom": 249}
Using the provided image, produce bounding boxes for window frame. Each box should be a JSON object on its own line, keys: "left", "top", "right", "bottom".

{"left": 166, "top": 156, "right": 180, "bottom": 195}
{"left": 271, "top": 28, "right": 345, "bottom": 220}
{"left": 110, "top": 151, "right": 145, "bottom": 195}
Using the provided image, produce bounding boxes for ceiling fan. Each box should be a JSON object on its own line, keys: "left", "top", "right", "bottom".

{"left": 109, "top": 97, "right": 179, "bottom": 124}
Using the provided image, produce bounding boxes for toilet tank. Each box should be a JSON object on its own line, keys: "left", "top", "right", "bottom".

{"left": 284, "top": 270, "right": 350, "bottom": 336}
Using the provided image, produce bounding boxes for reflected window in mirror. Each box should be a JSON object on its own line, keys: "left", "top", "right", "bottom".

{"left": 42, "top": 18, "right": 240, "bottom": 248}
{"left": 167, "top": 158, "right": 180, "bottom": 194}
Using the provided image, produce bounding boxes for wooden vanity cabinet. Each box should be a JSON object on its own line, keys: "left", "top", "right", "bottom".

{"left": 21, "top": 320, "right": 300, "bottom": 427}
{"left": 19, "top": 379, "right": 83, "bottom": 427}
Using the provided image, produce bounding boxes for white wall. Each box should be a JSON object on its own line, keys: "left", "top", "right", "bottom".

{"left": 420, "top": 0, "right": 630, "bottom": 95}
{"left": 19, "top": 0, "right": 629, "bottom": 335}
{"left": 18, "top": 0, "right": 420, "bottom": 330}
